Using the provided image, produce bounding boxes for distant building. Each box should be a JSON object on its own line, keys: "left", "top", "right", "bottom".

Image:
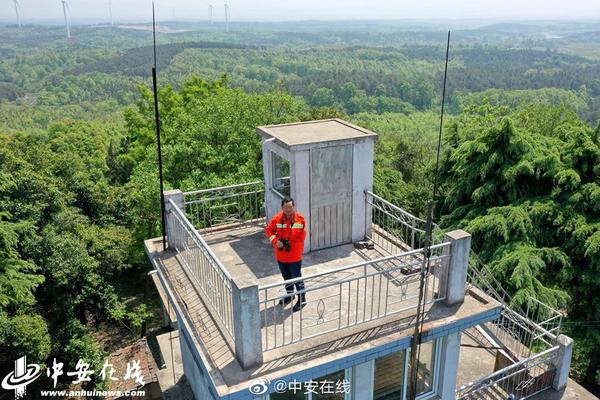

{"left": 146, "top": 119, "right": 574, "bottom": 400}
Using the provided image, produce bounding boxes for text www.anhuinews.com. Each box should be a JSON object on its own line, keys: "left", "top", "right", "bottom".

{"left": 40, "top": 389, "right": 146, "bottom": 397}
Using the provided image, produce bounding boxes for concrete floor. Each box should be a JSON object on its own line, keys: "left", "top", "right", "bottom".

{"left": 146, "top": 235, "right": 501, "bottom": 399}
{"left": 456, "top": 332, "right": 497, "bottom": 388}
{"left": 203, "top": 224, "right": 443, "bottom": 351}
{"left": 147, "top": 222, "right": 599, "bottom": 400}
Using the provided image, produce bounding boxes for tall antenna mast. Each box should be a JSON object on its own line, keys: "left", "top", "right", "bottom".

{"left": 208, "top": 3, "right": 213, "bottom": 24}
{"left": 13, "top": 0, "right": 22, "bottom": 28}
{"left": 152, "top": 1, "right": 167, "bottom": 251}
{"left": 224, "top": 1, "right": 229, "bottom": 32}
{"left": 61, "top": 0, "right": 71, "bottom": 38}
{"left": 407, "top": 30, "right": 451, "bottom": 400}
{"left": 109, "top": 0, "right": 113, "bottom": 25}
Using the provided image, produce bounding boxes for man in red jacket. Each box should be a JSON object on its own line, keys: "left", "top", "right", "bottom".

{"left": 265, "top": 196, "right": 307, "bottom": 312}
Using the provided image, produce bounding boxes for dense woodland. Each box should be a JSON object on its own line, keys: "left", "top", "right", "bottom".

{"left": 1, "top": 20, "right": 600, "bottom": 394}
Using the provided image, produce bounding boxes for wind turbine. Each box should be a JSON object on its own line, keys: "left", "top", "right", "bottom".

{"left": 224, "top": 0, "right": 229, "bottom": 32}
{"left": 208, "top": 3, "right": 213, "bottom": 24}
{"left": 13, "top": 0, "right": 22, "bottom": 28}
{"left": 109, "top": 0, "right": 113, "bottom": 24}
{"left": 61, "top": 0, "right": 71, "bottom": 38}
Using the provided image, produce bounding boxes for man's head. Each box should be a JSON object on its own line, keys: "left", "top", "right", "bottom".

{"left": 281, "top": 196, "right": 295, "bottom": 218}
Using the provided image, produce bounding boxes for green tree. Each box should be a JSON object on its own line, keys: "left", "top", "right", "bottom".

{"left": 438, "top": 103, "right": 600, "bottom": 384}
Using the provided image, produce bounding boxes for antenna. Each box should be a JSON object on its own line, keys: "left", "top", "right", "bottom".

{"left": 108, "top": 0, "right": 113, "bottom": 25}
{"left": 407, "top": 30, "right": 451, "bottom": 400}
{"left": 224, "top": 0, "right": 229, "bottom": 32}
{"left": 13, "top": 0, "right": 22, "bottom": 28}
{"left": 208, "top": 3, "right": 213, "bottom": 24}
{"left": 61, "top": 0, "right": 71, "bottom": 38}
{"left": 151, "top": 1, "right": 167, "bottom": 252}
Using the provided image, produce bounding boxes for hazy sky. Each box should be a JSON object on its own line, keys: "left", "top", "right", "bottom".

{"left": 2, "top": 0, "right": 600, "bottom": 23}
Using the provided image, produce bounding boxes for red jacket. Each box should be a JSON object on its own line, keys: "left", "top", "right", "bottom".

{"left": 265, "top": 211, "right": 307, "bottom": 263}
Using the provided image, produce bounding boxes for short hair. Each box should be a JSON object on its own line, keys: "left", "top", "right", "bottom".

{"left": 281, "top": 196, "right": 294, "bottom": 207}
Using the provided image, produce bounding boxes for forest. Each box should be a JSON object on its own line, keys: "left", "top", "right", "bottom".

{"left": 1, "top": 19, "right": 600, "bottom": 395}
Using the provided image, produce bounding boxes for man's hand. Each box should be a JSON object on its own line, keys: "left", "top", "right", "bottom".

{"left": 276, "top": 240, "right": 284, "bottom": 249}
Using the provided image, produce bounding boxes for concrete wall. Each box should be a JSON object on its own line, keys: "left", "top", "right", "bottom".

{"left": 179, "top": 322, "right": 219, "bottom": 400}
{"left": 352, "top": 360, "right": 375, "bottom": 400}
{"left": 437, "top": 332, "right": 462, "bottom": 400}
{"left": 351, "top": 139, "right": 374, "bottom": 241}
{"left": 290, "top": 148, "right": 311, "bottom": 252}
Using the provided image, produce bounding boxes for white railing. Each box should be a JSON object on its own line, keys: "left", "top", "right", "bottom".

{"left": 183, "top": 181, "right": 265, "bottom": 232}
{"left": 456, "top": 345, "right": 559, "bottom": 399}
{"left": 461, "top": 242, "right": 565, "bottom": 399}
{"left": 467, "top": 251, "right": 563, "bottom": 359}
{"left": 366, "top": 190, "right": 442, "bottom": 252}
{"left": 167, "top": 198, "right": 236, "bottom": 340}
{"left": 258, "top": 242, "right": 451, "bottom": 351}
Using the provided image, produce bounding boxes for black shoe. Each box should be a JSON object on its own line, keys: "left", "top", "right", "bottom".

{"left": 279, "top": 295, "right": 293, "bottom": 306}
{"left": 292, "top": 294, "right": 307, "bottom": 312}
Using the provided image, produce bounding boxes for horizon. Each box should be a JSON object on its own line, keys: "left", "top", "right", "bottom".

{"left": 2, "top": 16, "right": 600, "bottom": 28}
{"left": 2, "top": 0, "right": 600, "bottom": 25}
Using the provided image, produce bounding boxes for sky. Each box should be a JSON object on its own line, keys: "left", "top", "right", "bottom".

{"left": 2, "top": 0, "right": 600, "bottom": 23}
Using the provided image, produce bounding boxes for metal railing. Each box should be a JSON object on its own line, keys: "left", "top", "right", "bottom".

{"left": 167, "top": 198, "right": 236, "bottom": 340}
{"left": 467, "top": 251, "right": 563, "bottom": 359}
{"left": 258, "top": 242, "right": 451, "bottom": 351}
{"left": 366, "top": 191, "right": 442, "bottom": 252}
{"left": 183, "top": 181, "right": 265, "bottom": 232}
{"left": 467, "top": 251, "right": 515, "bottom": 309}
{"left": 486, "top": 306, "right": 559, "bottom": 360}
{"left": 456, "top": 345, "right": 559, "bottom": 399}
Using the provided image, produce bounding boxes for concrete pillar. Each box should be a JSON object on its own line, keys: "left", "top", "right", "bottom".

{"left": 231, "top": 276, "right": 263, "bottom": 369}
{"left": 553, "top": 334, "right": 573, "bottom": 391}
{"left": 437, "top": 332, "right": 461, "bottom": 400}
{"left": 352, "top": 360, "right": 375, "bottom": 400}
{"left": 352, "top": 139, "right": 374, "bottom": 242}
{"left": 164, "top": 189, "right": 184, "bottom": 250}
{"left": 442, "top": 230, "right": 472, "bottom": 306}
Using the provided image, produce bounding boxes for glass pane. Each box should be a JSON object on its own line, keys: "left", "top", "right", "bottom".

{"left": 271, "top": 152, "right": 290, "bottom": 196}
{"left": 313, "top": 370, "right": 346, "bottom": 400}
{"left": 415, "top": 340, "right": 436, "bottom": 395}
{"left": 374, "top": 350, "right": 405, "bottom": 399}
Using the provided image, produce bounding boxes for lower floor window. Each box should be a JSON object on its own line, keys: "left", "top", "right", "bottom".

{"left": 374, "top": 339, "right": 439, "bottom": 399}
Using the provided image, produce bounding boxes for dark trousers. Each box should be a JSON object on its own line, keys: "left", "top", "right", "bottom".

{"left": 277, "top": 260, "right": 305, "bottom": 294}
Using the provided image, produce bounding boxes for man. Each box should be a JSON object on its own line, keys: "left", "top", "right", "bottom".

{"left": 265, "top": 196, "right": 307, "bottom": 312}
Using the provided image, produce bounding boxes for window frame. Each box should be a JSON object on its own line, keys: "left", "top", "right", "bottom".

{"left": 270, "top": 151, "right": 290, "bottom": 199}
{"left": 373, "top": 337, "right": 442, "bottom": 400}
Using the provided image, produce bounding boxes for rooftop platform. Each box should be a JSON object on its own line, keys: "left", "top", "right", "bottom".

{"left": 146, "top": 225, "right": 501, "bottom": 398}
{"left": 203, "top": 223, "right": 393, "bottom": 287}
